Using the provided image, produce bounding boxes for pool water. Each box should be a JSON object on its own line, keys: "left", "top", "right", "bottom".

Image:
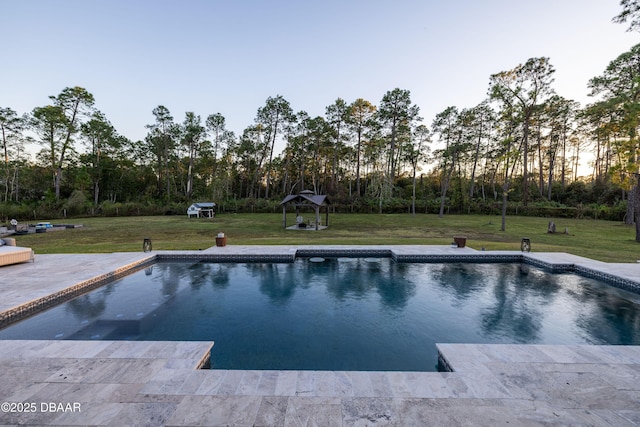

{"left": 1, "top": 259, "right": 639, "bottom": 371}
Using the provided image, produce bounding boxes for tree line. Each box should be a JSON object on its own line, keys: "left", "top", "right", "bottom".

{"left": 1, "top": 33, "right": 640, "bottom": 238}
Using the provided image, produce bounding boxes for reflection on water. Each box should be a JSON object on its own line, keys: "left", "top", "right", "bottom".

{"left": 573, "top": 283, "right": 640, "bottom": 344}
{"left": 255, "top": 263, "right": 297, "bottom": 303}
{"left": 1, "top": 259, "right": 639, "bottom": 371}
{"left": 66, "top": 291, "right": 107, "bottom": 320}
{"left": 481, "top": 268, "right": 544, "bottom": 343}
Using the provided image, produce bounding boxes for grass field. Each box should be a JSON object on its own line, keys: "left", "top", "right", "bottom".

{"left": 8, "top": 213, "right": 639, "bottom": 263}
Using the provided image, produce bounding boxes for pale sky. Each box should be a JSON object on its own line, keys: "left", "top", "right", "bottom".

{"left": 2, "top": 0, "right": 638, "bottom": 157}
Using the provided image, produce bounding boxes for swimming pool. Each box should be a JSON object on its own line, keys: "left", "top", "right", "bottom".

{"left": 1, "top": 258, "right": 639, "bottom": 371}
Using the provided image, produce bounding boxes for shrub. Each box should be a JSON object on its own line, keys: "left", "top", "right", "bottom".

{"left": 64, "top": 190, "right": 88, "bottom": 216}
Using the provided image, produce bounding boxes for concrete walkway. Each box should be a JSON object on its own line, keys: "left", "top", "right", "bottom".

{"left": 0, "top": 246, "right": 639, "bottom": 425}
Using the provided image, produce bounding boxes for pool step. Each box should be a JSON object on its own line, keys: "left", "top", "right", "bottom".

{"left": 66, "top": 320, "right": 142, "bottom": 340}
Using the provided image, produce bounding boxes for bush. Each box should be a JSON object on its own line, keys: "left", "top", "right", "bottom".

{"left": 64, "top": 190, "right": 88, "bottom": 216}
{"left": 97, "top": 201, "right": 167, "bottom": 217}
{"left": 0, "top": 202, "right": 35, "bottom": 222}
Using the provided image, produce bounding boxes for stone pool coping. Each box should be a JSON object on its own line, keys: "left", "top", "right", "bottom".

{"left": 1, "top": 245, "right": 639, "bottom": 425}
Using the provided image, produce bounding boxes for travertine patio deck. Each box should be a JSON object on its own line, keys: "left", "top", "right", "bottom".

{"left": 1, "top": 246, "right": 639, "bottom": 425}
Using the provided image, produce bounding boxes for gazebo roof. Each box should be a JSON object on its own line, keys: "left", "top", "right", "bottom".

{"left": 280, "top": 191, "right": 331, "bottom": 207}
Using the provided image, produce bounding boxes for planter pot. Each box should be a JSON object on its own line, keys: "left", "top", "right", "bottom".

{"left": 453, "top": 236, "right": 467, "bottom": 248}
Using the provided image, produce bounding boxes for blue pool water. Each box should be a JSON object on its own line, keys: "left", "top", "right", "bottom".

{"left": 1, "top": 259, "right": 639, "bottom": 371}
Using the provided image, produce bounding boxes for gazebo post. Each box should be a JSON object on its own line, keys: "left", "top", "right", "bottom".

{"left": 315, "top": 206, "right": 320, "bottom": 230}
{"left": 282, "top": 205, "right": 287, "bottom": 228}
{"left": 325, "top": 207, "right": 329, "bottom": 227}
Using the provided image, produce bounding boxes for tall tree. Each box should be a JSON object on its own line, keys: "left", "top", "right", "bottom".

{"left": 54, "top": 87, "right": 95, "bottom": 199}
{"left": 146, "top": 106, "right": 176, "bottom": 200}
{"left": 31, "top": 105, "right": 68, "bottom": 198}
{"left": 236, "top": 125, "right": 267, "bottom": 199}
{"left": 81, "top": 111, "right": 118, "bottom": 206}
{"left": 467, "top": 103, "right": 495, "bottom": 199}
{"left": 580, "top": 100, "right": 618, "bottom": 182}
{"left": 489, "top": 58, "right": 555, "bottom": 206}
{"left": 346, "top": 98, "right": 377, "bottom": 198}
{"left": 306, "top": 115, "right": 333, "bottom": 194}
{"left": 496, "top": 106, "right": 522, "bottom": 231}
{"left": 325, "top": 98, "right": 349, "bottom": 193}
{"left": 0, "top": 108, "right": 24, "bottom": 201}
{"left": 378, "top": 88, "right": 420, "bottom": 194}
{"left": 290, "top": 111, "right": 311, "bottom": 193}
{"left": 487, "top": 73, "right": 524, "bottom": 231}
{"left": 206, "top": 113, "right": 226, "bottom": 182}
{"left": 181, "top": 112, "right": 205, "bottom": 198}
{"left": 589, "top": 43, "right": 640, "bottom": 236}
{"left": 407, "top": 124, "right": 430, "bottom": 215}
{"left": 0, "top": 108, "right": 20, "bottom": 166}
{"left": 31, "top": 87, "right": 95, "bottom": 199}
{"left": 543, "top": 96, "right": 579, "bottom": 197}
{"left": 204, "top": 114, "right": 234, "bottom": 200}
{"left": 256, "top": 95, "right": 293, "bottom": 198}
{"left": 613, "top": 0, "right": 640, "bottom": 31}
{"left": 432, "top": 106, "right": 460, "bottom": 218}
{"left": 612, "top": 2, "right": 640, "bottom": 246}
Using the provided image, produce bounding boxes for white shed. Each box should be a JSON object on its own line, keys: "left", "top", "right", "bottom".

{"left": 187, "top": 202, "right": 216, "bottom": 218}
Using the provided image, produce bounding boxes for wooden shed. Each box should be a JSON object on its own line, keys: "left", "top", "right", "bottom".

{"left": 187, "top": 202, "right": 216, "bottom": 218}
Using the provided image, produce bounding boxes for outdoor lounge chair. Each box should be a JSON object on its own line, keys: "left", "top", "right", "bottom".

{"left": 0, "top": 239, "right": 35, "bottom": 266}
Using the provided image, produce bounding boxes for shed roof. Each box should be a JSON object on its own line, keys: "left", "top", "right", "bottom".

{"left": 190, "top": 202, "right": 216, "bottom": 208}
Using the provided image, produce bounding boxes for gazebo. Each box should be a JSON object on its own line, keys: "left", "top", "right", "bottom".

{"left": 280, "top": 190, "right": 331, "bottom": 230}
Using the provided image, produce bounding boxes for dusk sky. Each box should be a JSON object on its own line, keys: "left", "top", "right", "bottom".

{"left": 2, "top": 0, "right": 638, "bottom": 157}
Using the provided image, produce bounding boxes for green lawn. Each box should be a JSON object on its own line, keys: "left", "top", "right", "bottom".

{"left": 10, "top": 213, "right": 639, "bottom": 263}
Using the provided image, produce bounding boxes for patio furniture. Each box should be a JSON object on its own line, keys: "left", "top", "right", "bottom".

{"left": 0, "top": 239, "right": 34, "bottom": 266}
